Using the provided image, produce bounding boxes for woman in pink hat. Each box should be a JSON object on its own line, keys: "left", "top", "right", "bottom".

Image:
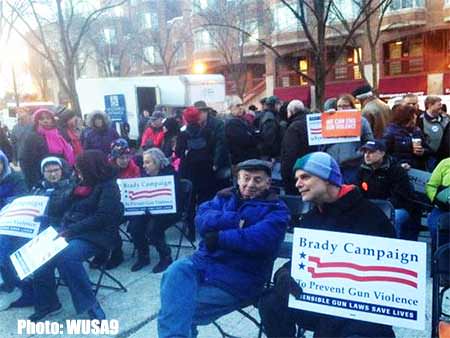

{"left": 20, "top": 108, "right": 75, "bottom": 188}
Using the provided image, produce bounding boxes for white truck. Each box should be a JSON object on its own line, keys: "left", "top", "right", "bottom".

{"left": 75, "top": 74, "right": 226, "bottom": 140}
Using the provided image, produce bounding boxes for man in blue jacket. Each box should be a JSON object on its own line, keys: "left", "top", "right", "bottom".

{"left": 158, "top": 159, "right": 290, "bottom": 338}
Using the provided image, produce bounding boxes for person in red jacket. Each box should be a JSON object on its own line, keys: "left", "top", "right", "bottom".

{"left": 109, "top": 138, "right": 140, "bottom": 179}
{"left": 140, "top": 111, "right": 165, "bottom": 149}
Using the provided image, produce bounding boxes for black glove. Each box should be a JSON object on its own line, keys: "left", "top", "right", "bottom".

{"left": 274, "top": 268, "right": 303, "bottom": 303}
{"left": 204, "top": 231, "right": 219, "bottom": 252}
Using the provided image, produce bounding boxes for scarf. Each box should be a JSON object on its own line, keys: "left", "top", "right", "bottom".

{"left": 37, "top": 126, "right": 75, "bottom": 165}
{"left": 67, "top": 128, "right": 83, "bottom": 157}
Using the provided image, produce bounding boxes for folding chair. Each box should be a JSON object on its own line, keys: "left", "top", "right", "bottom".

{"left": 432, "top": 243, "right": 450, "bottom": 338}
{"left": 57, "top": 249, "right": 127, "bottom": 296}
{"left": 279, "top": 194, "right": 312, "bottom": 229}
{"left": 90, "top": 249, "right": 128, "bottom": 296}
{"left": 168, "top": 178, "right": 196, "bottom": 260}
{"left": 368, "top": 199, "right": 395, "bottom": 224}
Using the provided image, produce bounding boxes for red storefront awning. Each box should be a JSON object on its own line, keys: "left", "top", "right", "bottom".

{"left": 324, "top": 80, "right": 367, "bottom": 99}
{"left": 379, "top": 75, "right": 427, "bottom": 97}
{"left": 274, "top": 86, "right": 311, "bottom": 106}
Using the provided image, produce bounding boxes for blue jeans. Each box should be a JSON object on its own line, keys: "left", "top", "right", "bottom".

{"left": 0, "top": 235, "right": 33, "bottom": 298}
{"left": 158, "top": 257, "right": 242, "bottom": 338}
{"left": 33, "top": 239, "right": 101, "bottom": 313}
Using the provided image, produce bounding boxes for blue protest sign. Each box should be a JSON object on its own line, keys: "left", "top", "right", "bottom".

{"left": 104, "top": 94, "right": 127, "bottom": 122}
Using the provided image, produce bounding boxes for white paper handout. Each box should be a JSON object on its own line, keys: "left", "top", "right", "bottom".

{"left": 0, "top": 195, "right": 49, "bottom": 239}
{"left": 10, "top": 226, "right": 68, "bottom": 280}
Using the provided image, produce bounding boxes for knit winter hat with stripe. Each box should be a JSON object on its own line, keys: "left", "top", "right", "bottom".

{"left": 293, "top": 152, "right": 343, "bottom": 187}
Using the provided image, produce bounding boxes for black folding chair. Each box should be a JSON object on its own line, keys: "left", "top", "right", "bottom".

{"left": 168, "top": 178, "right": 196, "bottom": 260}
{"left": 431, "top": 243, "right": 450, "bottom": 338}
{"left": 57, "top": 249, "right": 127, "bottom": 296}
{"left": 368, "top": 199, "right": 395, "bottom": 225}
{"left": 279, "top": 194, "right": 312, "bottom": 229}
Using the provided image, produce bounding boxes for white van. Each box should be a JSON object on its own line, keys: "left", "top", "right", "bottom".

{"left": 76, "top": 74, "right": 226, "bottom": 140}
{"left": 0, "top": 101, "right": 56, "bottom": 131}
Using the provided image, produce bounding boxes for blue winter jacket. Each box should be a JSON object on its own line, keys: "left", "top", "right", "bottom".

{"left": 191, "top": 187, "right": 290, "bottom": 300}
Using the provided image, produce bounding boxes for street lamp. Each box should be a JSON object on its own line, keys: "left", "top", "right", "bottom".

{"left": 193, "top": 62, "right": 207, "bottom": 74}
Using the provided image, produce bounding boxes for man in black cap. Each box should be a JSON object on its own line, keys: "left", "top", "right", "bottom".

{"left": 357, "top": 140, "right": 419, "bottom": 240}
{"left": 158, "top": 159, "right": 289, "bottom": 338}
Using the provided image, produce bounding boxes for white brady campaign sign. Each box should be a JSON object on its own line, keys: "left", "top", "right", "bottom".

{"left": 117, "top": 176, "right": 176, "bottom": 216}
{"left": 289, "top": 228, "right": 427, "bottom": 330}
{"left": 0, "top": 196, "right": 49, "bottom": 239}
{"left": 306, "top": 113, "right": 360, "bottom": 146}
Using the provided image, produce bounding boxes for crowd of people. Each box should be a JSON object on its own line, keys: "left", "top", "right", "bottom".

{"left": 0, "top": 83, "right": 448, "bottom": 337}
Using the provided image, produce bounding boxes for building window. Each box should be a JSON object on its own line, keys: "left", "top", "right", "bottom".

{"left": 446, "top": 0, "right": 450, "bottom": 7}
{"left": 193, "top": 0, "right": 214, "bottom": 12}
{"left": 388, "top": 0, "right": 425, "bottom": 11}
{"left": 273, "top": 3, "right": 301, "bottom": 33}
{"left": 141, "top": 12, "right": 158, "bottom": 30}
{"left": 194, "top": 29, "right": 212, "bottom": 51}
{"left": 327, "top": 47, "right": 361, "bottom": 81}
{"left": 299, "top": 59, "right": 308, "bottom": 85}
{"left": 103, "top": 28, "right": 116, "bottom": 44}
{"left": 143, "top": 46, "right": 161, "bottom": 64}
{"left": 330, "top": 0, "right": 359, "bottom": 21}
{"left": 383, "top": 36, "right": 424, "bottom": 76}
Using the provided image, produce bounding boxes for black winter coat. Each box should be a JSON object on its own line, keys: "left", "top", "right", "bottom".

{"left": 206, "top": 115, "right": 230, "bottom": 171}
{"left": 357, "top": 156, "right": 416, "bottom": 213}
{"left": 382, "top": 123, "right": 429, "bottom": 170}
{"left": 60, "top": 179, "right": 124, "bottom": 250}
{"left": 31, "top": 178, "right": 75, "bottom": 228}
{"left": 224, "top": 116, "right": 259, "bottom": 165}
{"left": 20, "top": 130, "right": 49, "bottom": 189}
{"left": 280, "top": 113, "right": 316, "bottom": 195}
{"left": 176, "top": 124, "right": 215, "bottom": 191}
{"left": 257, "top": 110, "right": 281, "bottom": 159}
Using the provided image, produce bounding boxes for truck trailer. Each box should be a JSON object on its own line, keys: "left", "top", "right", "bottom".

{"left": 76, "top": 74, "right": 225, "bottom": 140}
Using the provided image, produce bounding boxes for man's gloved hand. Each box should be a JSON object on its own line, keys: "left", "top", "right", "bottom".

{"left": 274, "top": 268, "right": 303, "bottom": 303}
{"left": 203, "top": 231, "right": 219, "bottom": 252}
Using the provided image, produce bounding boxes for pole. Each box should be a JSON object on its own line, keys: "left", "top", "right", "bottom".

{"left": 11, "top": 66, "right": 19, "bottom": 107}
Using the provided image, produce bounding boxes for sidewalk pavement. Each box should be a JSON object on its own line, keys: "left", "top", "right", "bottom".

{"left": 0, "top": 229, "right": 446, "bottom": 338}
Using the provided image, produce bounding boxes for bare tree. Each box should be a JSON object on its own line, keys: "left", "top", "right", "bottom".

{"left": 3, "top": 0, "right": 126, "bottom": 113}
{"left": 332, "top": 0, "right": 393, "bottom": 93}
{"left": 196, "top": 0, "right": 263, "bottom": 100}
{"left": 201, "top": 0, "right": 390, "bottom": 108}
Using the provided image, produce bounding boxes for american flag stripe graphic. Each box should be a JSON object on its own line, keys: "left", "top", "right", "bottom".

{"left": 307, "top": 256, "right": 418, "bottom": 288}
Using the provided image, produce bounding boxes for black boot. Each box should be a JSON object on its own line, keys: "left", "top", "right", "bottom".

{"left": 131, "top": 248, "right": 150, "bottom": 272}
{"left": 152, "top": 256, "right": 172, "bottom": 273}
{"left": 105, "top": 247, "right": 124, "bottom": 270}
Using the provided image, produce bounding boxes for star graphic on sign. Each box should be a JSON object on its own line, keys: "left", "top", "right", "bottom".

{"left": 298, "top": 263, "right": 305, "bottom": 270}
{"left": 299, "top": 252, "right": 306, "bottom": 259}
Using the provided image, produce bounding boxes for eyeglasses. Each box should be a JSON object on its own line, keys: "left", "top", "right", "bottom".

{"left": 44, "top": 168, "right": 62, "bottom": 174}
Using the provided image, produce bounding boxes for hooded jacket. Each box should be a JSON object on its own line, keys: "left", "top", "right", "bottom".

{"left": 192, "top": 187, "right": 289, "bottom": 300}
{"left": 81, "top": 112, "right": 120, "bottom": 154}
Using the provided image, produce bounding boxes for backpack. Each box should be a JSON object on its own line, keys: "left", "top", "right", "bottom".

{"left": 185, "top": 128, "right": 212, "bottom": 165}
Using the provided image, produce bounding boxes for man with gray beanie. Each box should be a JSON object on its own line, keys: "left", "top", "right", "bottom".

{"left": 158, "top": 159, "right": 289, "bottom": 338}
{"left": 259, "top": 152, "right": 396, "bottom": 338}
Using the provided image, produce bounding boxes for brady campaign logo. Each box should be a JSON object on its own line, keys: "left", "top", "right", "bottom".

{"left": 289, "top": 228, "right": 427, "bottom": 330}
